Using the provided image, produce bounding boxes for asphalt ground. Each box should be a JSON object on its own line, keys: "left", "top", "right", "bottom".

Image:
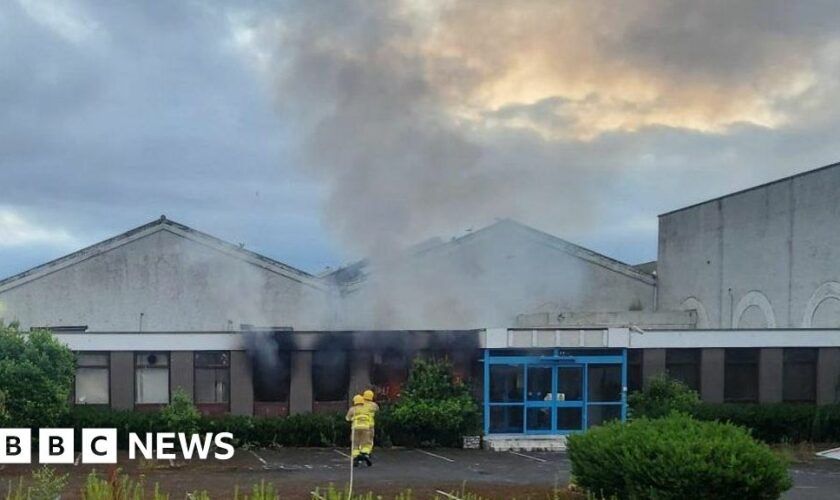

{"left": 0, "top": 447, "right": 838, "bottom": 499}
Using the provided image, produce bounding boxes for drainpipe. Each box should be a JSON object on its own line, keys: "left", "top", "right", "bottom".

{"left": 728, "top": 288, "right": 734, "bottom": 328}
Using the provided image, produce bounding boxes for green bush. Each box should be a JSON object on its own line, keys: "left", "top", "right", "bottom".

{"left": 62, "top": 406, "right": 350, "bottom": 449}
{"left": 386, "top": 358, "right": 480, "bottom": 447}
{"left": 0, "top": 388, "right": 9, "bottom": 427}
{"left": 568, "top": 413, "right": 792, "bottom": 499}
{"left": 159, "top": 389, "right": 201, "bottom": 435}
{"left": 628, "top": 374, "right": 699, "bottom": 419}
{"left": 0, "top": 324, "right": 75, "bottom": 427}
{"left": 691, "top": 402, "right": 840, "bottom": 443}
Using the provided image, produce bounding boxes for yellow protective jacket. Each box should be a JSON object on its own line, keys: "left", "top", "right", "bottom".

{"left": 363, "top": 401, "right": 380, "bottom": 427}
{"left": 345, "top": 405, "right": 373, "bottom": 430}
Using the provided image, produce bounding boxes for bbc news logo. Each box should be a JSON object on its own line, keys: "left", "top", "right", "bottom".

{"left": 0, "top": 429, "right": 235, "bottom": 464}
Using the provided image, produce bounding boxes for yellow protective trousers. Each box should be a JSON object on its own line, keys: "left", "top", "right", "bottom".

{"left": 352, "top": 428, "right": 373, "bottom": 457}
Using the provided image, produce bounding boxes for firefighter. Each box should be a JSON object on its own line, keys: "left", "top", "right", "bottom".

{"left": 346, "top": 394, "right": 373, "bottom": 467}
{"left": 362, "top": 389, "right": 379, "bottom": 454}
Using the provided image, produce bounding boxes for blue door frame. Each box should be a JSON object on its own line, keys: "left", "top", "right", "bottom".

{"left": 483, "top": 348, "right": 627, "bottom": 435}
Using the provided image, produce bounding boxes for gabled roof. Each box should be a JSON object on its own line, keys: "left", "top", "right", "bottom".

{"left": 0, "top": 216, "right": 323, "bottom": 293}
{"left": 329, "top": 219, "right": 656, "bottom": 288}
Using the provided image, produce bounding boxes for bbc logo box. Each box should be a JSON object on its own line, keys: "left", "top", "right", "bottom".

{"left": 1, "top": 428, "right": 118, "bottom": 464}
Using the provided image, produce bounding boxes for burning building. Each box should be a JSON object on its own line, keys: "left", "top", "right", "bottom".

{"left": 1, "top": 161, "right": 840, "bottom": 442}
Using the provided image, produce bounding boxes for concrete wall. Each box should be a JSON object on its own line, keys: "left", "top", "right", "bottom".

{"left": 658, "top": 164, "right": 840, "bottom": 328}
{"left": 0, "top": 228, "right": 326, "bottom": 331}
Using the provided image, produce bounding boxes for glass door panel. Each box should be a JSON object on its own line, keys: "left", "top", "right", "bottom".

{"left": 557, "top": 366, "right": 582, "bottom": 402}
{"left": 490, "top": 406, "right": 524, "bottom": 433}
{"left": 527, "top": 365, "right": 553, "bottom": 401}
{"left": 555, "top": 365, "right": 584, "bottom": 432}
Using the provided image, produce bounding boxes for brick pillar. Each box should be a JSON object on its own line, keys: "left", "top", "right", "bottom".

{"left": 700, "top": 348, "right": 725, "bottom": 403}
{"left": 348, "top": 351, "right": 372, "bottom": 400}
{"left": 289, "top": 351, "right": 313, "bottom": 415}
{"left": 170, "top": 351, "right": 194, "bottom": 401}
{"left": 110, "top": 352, "right": 134, "bottom": 410}
{"left": 817, "top": 347, "right": 840, "bottom": 405}
{"left": 230, "top": 351, "right": 254, "bottom": 416}
{"left": 759, "top": 348, "right": 783, "bottom": 403}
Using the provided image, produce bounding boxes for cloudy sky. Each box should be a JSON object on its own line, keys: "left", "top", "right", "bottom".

{"left": 1, "top": 0, "right": 839, "bottom": 277}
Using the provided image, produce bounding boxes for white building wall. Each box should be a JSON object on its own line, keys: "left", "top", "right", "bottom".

{"left": 0, "top": 229, "right": 327, "bottom": 331}
{"left": 658, "top": 164, "right": 840, "bottom": 328}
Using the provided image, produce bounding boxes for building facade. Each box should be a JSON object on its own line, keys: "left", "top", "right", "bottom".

{"left": 3, "top": 161, "right": 840, "bottom": 437}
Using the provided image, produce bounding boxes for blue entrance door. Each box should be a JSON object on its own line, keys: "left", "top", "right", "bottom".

{"left": 525, "top": 364, "right": 584, "bottom": 434}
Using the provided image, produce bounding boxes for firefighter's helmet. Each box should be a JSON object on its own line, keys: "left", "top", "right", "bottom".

{"left": 363, "top": 389, "right": 375, "bottom": 401}
{"left": 353, "top": 394, "right": 365, "bottom": 405}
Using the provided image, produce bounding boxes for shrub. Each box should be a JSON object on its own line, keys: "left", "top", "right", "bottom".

{"left": 387, "top": 358, "right": 480, "bottom": 447}
{"left": 62, "top": 406, "right": 350, "bottom": 449}
{"left": 691, "top": 402, "right": 840, "bottom": 443}
{"left": 0, "top": 388, "right": 9, "bottom": 427}
{"left": 0, "top": 324, "right": 75, "bottom": 427}
{"left": 159, "top": 390, "right": 201, "bottom": 435}
{"left": 628, "top": 374, "right": 699, "bottom": 419}
{"left": 568, "top": 413, "right": 792, "bottom": 499}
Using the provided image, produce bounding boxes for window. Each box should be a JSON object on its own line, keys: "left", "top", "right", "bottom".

{"left": 490, "top": 364, "right": 524, "bottom": 402}
{"left": 627, "top": 350, "right": 643, "bottom": 393}
{"left": 783, "top": 348, "right": 817, "bottom": 403}
{"left": 666, "top": 349, "right": 701, "bottom": 392}
{"left": 724, "top": 348, "right": 758, "bottom": 402}
{"left": 370, "top": 348, "right": 410, "bottom": 400}
{"left": 587, "top": 365, "right": 622, "bottom": 402}
{"left": 313, "top": 350, "right": 349, "bottom": 401}
{"left": 135, "top": 352, "right": 169, "bottom": 404}
{"left": 194, "top": 352, "right": 230, "bottom": 404}
{"left": 253, "top": 349, "right": 291, "bottom": 402}
{"left": 75, "top": 352, "right": 109, "bottom": 404}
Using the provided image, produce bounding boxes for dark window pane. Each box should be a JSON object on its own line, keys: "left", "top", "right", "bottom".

{"left": 313, "top": 350, "right": 349, "bottom": 401}
{"left": 726, "top": 348, "right": 759, "bottom": 364}
{"left": 724, "top": 349, "right": 759, "bottom": 402}
{"left": 490, "top": 365, "right": 524, "bottom": 402}
{"left": 489, "top": 406, "right": 523, "bottom": 433}
{"left": 526, "top": 408, "right": 551, "bottom": 431}
{"left": 557, "top": 367, "right": 582, "bottom": 401}
{"left": 666, "top": 349, "right": 701, "bottom": 392}
{"left": 253, "top": 350, "right": 290, "bottom": 402}
{"left": 527, "top": 366, "right": 552, "bottom": 401}
{"left": 627, "top": 350, "right": 643, "bottom": 393}
{"left": 76, "top": 352, "right": 109, "bottom": 367}
{"left": 785, "top": 348, "right": 818, "bottom": 364}
{"left": 783, "top": 348, "right": 817, "bottom": 403}
{"left": 195, "top": 351, "right": 229, "bottom": 367}
{"left": 588, "top": 365, "right": 621, "bottom": 402}
{"left": 556, "top": 407, "right": 583, "bottom": 430}
{"left": 588, "top": 405, "right": 621, "bottom": 427}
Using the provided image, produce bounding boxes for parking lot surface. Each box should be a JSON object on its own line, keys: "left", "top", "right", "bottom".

{"left": 1, "top": 447, "right": 838, "bottom": 498}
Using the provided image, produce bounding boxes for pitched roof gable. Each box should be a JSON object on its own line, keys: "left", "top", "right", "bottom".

{"left": 329, "top": 219, "right": 655, "bottom": 287}
{"left": 0, "top": 216, "right": 322, "bottom": 292}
